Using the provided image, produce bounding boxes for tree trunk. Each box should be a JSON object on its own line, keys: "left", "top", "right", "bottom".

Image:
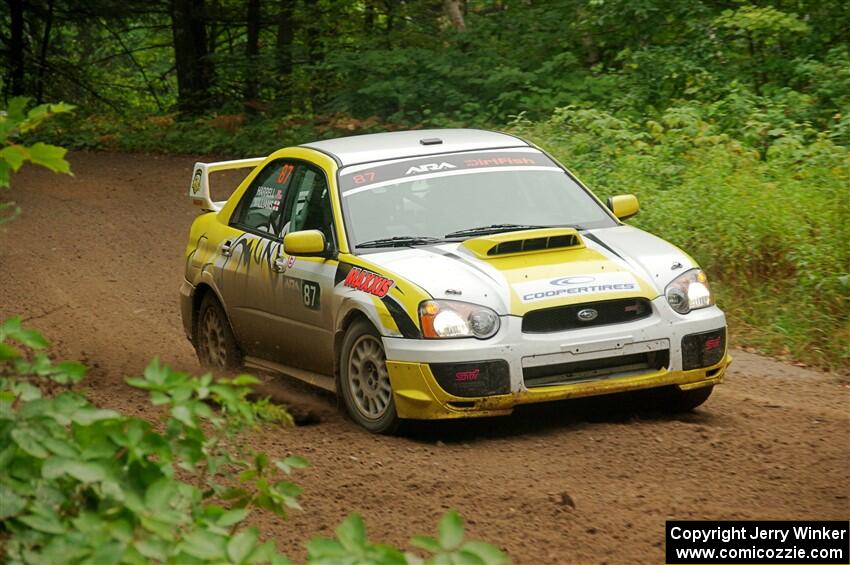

{"left": 170, "top": 0, "right": 213, "bottom": 114}
{"left": 443, "top": 0, "right": 465, "bottom": 31}
{"left": 35, "top": 0, "right": 55, "bottom": 102}
{"left": 244, "top": 0, "right": 261, "bottom": 110}
{"left": 363, "top": 0, "right": 374, "bottom": 33}
{"left": 275, "top": 0, "right": 294, "bottom": 110}
{"left": 7, "top": 0, "right": 26, "bottom": 96}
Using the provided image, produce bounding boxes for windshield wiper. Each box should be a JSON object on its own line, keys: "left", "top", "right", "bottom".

{"left": 356, "top": 236, "right": 444, "bottom": 249}
{"left": 444, "top": 224, "right": 550, "bottom": 238}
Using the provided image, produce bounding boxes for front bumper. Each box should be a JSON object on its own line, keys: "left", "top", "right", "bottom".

{"left": 383, "top": 297, "right": 731, "bottom": 419}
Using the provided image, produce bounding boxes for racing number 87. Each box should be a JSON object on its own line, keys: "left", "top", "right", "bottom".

{"left": 302, "top": 281, "right": 320, "bottom": 310}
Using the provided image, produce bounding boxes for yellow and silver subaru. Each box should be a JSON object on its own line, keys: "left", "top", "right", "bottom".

{"left": 180, "top": 129, "right": 731, "bottom": 433}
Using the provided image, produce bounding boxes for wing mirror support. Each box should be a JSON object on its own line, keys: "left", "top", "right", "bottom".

{"left": 607, "top": 194, "right": 640, "bottom": 221}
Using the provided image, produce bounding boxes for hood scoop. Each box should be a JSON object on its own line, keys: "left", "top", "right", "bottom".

{"left": 462, "top": 228, "right": 584, "bottom": 259}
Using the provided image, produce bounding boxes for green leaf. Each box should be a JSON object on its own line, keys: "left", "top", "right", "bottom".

{"left": 42, "top": 456, "right": 108, "bottom": 482}
{"left": 18, "top": 512, "right": 66, "bottom": 534}
{"left": 171, "top": 404, "right": 195, "bottom": 428}
{"left": 13, "top": 381, "right": 42, "bottom": 401}
{"left": 27, "top": 142, "right": 70, "bottom": 174}
{"left": 134, "top": 538, "right": 168, "bottom": 562}
{"left": 0, "top": 145, "right": 29, "bottom": 171}
{"left": 228, "top": 527, "right": 259, "bottom": 564}
{"left": 0, "top": 342, "right": 22, "bottom": 360}
{"left": 0, "top": 483, "right": 27, "bottom": 519}
{"left": 305, "top": 538, "right": 347, "bottom": 559}
{"left": 230, "top": 374, "right": 261, "bottom": 387}
{"left": 460, "top": 542, "right": 508, "bottom": 565}
{"left": 11, "top": 427, "right": 49, "bottom": 458}
{"left": 248, "top": 540, "right": 291, "bottom": 564}
{"left": 4, "top": 97, "right": 30, "bottom": 123}
{"left": 410, "top": 535, "right": 442, "bottom": 553}
{"left": 52, "top": 361, "right": 86, "bottom": 384}
{"left": 41, "top": 436, "right": 80, "bottom": 458}
{"left": 70, "top": 407, "right": 120, "bottom": 425}
{"left": 336, "top": 513, "right": 367, "bottom": 551}
{"left": 278, "top": 455, "right": 309, "bottom": 472}
{"left": 217, "top": 507, "right": 249, "bottom": 527}
{"left": 438, "top": 511, "right": 465, "bottom": 551}
{"left": 15, "top": 328, "right": 50, "bottom": 349}
{"left": 180, "top": 528, "right": 228, "bottom": 560}
{"left": 145, "top": 478, "right": 177, "bottom": 512}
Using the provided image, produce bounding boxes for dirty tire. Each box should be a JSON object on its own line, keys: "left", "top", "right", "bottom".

{"left": 340, "top": 319, "right": 400, "bottom": 434}
{"left": 660, "top": 385, "right": 714, "bottom": 412}
{"left": 195, "top": 293, "right": 242, "bottom": 371}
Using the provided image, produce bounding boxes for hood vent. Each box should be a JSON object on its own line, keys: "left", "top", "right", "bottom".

{"left": 488, "top": 233, "right": 579, "bottom": 256}
{"left": 462, "top": 227, "right": 584, "bottom": 259}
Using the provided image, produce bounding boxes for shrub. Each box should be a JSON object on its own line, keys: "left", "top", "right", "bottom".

{"left": 0, "top": 318, "right": 508, "bottom": 564}
{"left": 512, "top": 106, "right": 849, "bottom": 369}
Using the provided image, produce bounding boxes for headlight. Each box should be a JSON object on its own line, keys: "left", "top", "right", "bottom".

{"left": 665, "top": 268, "right": 713, "bottom": 314}
{"left": 419, "top": 300, "right": 500, "bottom": 339}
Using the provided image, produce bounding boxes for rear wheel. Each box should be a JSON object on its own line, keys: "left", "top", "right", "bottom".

{"left": 660, "top": 385, "right": 714, "bottom": 412}
{"left": 339, "top": 320, "right": 400, "bottom": 434}
{"left": 195, "top": 293, "right": 242, "bottom": 371}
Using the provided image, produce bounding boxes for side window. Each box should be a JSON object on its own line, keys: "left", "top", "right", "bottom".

{"left": 231, "top": 160, "right": 296, "bottom": 237}
{"left": 282, "top": 164, "right": 335, "bottom": 246}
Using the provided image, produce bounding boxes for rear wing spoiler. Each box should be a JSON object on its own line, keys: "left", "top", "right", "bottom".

{"left": 189, "top": 157, "right": 266, "bottom": 212}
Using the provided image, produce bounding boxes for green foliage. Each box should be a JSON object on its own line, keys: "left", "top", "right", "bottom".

{"left": 0, "top": 322, "right": 297, "bottom": 564}
{"left": 512, "top": 106, "right": 850, "bottom": 369}
{"left": 308, "top": 511, "right": 507, "bottom": 565}
{"left": 0, "top": 98, "right": 74, "bottom": 222}
{"left": 0, "top": 319, "right": 509, "bottom": 564}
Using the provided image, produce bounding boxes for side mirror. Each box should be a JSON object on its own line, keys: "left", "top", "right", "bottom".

{"left": 607, "top": 194, "right": 640, "bottom": 220}
{"left": 284, "top": 230, "right": 328, "bottom": 256}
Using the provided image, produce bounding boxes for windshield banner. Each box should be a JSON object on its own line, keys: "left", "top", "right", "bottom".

{"left": 338, "top": 150, "right": 561, "bottom": 194}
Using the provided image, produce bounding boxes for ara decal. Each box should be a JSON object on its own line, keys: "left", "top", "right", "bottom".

{"left": 343, "top": 267, "right": 394, "bottom": 298}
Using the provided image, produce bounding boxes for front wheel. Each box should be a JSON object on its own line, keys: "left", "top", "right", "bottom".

{"left": 195, "top": 293, "right": 242, "bottom": 371}
{"left": 659, "top": 385, "right": 714, "bottom": 412}
{"left": 339, "top": 320, "right": 400, "bottom": 434}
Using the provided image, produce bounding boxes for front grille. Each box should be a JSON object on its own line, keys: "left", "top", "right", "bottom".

{"left": 523, "top": 350, "right": 669, "bottom": 388}
{"left": 522, "top": 298, "right": 652, "bottom": 333}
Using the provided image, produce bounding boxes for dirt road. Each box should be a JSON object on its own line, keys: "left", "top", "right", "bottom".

{"left": 2, "top": 152, "right": 848, "bottom": 563}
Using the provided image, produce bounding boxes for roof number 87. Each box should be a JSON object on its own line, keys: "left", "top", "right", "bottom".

{"left": 352, "top": 171, "right": 375, "bottom": 185}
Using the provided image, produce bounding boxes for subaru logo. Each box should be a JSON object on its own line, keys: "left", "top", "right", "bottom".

{"left": 551, "top": 276, "right": 596, "bottom": 286}
{"left": 577, "top": 308, "right": 598, "bottom": 322}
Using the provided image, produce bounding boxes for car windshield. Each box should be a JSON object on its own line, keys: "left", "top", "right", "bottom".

{"left": 337, "top": 148, "right": 617, "bottom": 249}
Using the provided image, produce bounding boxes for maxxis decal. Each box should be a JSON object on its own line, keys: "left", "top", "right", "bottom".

{"left": 334, "top": 262, "right": 420, "bottom": 339}
{"left": 343, "top": 267, "right": 394, "bottom": 298}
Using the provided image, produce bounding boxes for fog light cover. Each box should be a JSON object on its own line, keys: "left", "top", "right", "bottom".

{"left": 682, "top": 328, "right": 726, "bottom": 370}
{"left": 430, "top": 360, "right": 511, "bottom": 397}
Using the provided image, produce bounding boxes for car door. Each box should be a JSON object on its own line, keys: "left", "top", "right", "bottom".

{"left": 269, "top": 162, "right": 338, "bottom": 375}
{"left": 216, "top": 159, "right": 296, "bottom": 358}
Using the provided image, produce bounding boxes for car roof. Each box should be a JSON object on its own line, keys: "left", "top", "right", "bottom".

{"left": 300, "top": 128, "right": 530, "bottom": 167}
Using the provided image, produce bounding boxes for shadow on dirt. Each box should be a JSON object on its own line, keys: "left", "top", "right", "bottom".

{"left": 401, "top": 386, "right": 721, "bottom": 443}
{"left": 252, "top": 369, "right": 725, "bottom": 441}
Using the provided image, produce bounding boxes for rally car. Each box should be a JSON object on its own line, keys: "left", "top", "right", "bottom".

{"left": 180, "top": 129, "right": 731, "bottom": 433}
